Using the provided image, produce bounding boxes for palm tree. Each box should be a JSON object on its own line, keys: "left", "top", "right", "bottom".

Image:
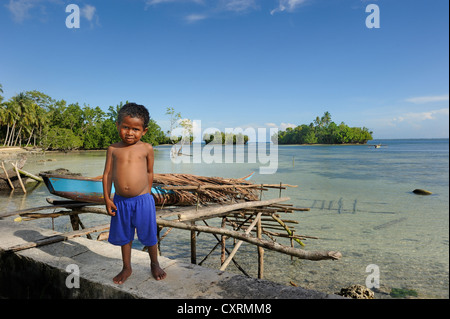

{"left": 0, "top": 83, "right": 4, "bottom": 104}
{"left": 3, "top": 101, "right": 18, "bottom": 146}
{"left": 321, "top": 111, "right": 331, "bottom": 127}
{"left": 6, "top": 93, "right": 33, "bottom": 146}
{"left": 314, "top": 116, "right": 322, "bottom": 128}
{"left": 24, "top": 102, "right": 39, "bottom": 147}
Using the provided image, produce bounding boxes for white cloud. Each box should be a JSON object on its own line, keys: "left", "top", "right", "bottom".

{"left": 220, "top": 0, "right": 258, "bottom": 12}
{"left": 271, "top": 0, "right": 308, "bottom": 15}
{"left": 185, "top": 13, "right": 207, "bottom": 23}
{"left": 405, "top": 94, "right": 449, "bottom": 104}
{"left": 146, "top": 0, "right": 307, "bottom": 20}
{"left": 280, "top": 122, "right": 297, "bottom": 130}
{"left": 5, "top": 0, "right": 37, "bottom": 22}
{"left": 6, "top": 1, "right": 98, "bottom": 25}
{"left": 265, "top": 122, "right": 296, "bottom": 130}
{"left": 392, "top": 108, "right": 449, "bottom": 123}
{"left": 146, "top": 0, "right": 204, "bottom": 6}
{"left": 81, "top": 4, "right": 96, "bottom": 22}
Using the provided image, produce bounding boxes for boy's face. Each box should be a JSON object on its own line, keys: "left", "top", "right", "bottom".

{"left": 116, "top": 115, "right": 148, "bottom": 145}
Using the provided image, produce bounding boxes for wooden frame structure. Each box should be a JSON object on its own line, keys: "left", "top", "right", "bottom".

{"left": 1, "top": 182, "right": 342, "bottom": 280}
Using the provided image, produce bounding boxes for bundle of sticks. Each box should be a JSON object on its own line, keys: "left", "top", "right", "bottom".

{"left": 153, "top": 173, "right": 260, "bottom": 206}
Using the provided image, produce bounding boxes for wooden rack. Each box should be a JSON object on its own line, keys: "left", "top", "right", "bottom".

{"left": 1, "top": 183, "right": 342, "bottom": 280}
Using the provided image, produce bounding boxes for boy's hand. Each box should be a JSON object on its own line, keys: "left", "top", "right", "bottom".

{"left": 105, "top": 198, "right": 117, "bottom": 216}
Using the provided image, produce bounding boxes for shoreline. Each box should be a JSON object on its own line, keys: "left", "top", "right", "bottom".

{"left": 1, "top": 137, "right": 448, "bottom": 156}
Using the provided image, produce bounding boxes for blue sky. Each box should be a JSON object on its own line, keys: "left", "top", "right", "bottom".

{"left": 1, "top": 0, "right": 448, "bottom": 139}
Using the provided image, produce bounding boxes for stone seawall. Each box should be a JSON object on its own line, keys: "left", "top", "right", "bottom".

{"left": 0, "top": 220, "right": 343, "bottom": 299}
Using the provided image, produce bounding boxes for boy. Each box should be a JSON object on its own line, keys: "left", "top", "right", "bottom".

{"left": 102, "top": 103, "right": 166, "bottom": 284}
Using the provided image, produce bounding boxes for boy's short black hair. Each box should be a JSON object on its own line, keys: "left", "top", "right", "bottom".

{"left": 117, "top": 103, "right": 150, "bottom": 128}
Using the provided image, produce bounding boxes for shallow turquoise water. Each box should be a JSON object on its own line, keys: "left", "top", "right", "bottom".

{"left": 1, "top": 139, "right": 448, "bottom": 298}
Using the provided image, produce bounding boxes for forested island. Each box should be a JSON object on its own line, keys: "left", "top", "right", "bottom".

{"left": 203, "top": 131, "right": 249, "bottom": 145}
{"left": 275, "top": 112, "right": 373, "bottom": 144}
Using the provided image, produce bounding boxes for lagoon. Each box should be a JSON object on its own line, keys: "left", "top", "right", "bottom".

{"left": 1, "top": 139, "right": 448, "bottom": 298}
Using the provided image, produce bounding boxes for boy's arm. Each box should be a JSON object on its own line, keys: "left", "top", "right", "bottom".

{"left": 102, "top": 146, "right": 117, "bottom": 216}
{"left": 147, "top": 144, "right": 154, "bottom": 193}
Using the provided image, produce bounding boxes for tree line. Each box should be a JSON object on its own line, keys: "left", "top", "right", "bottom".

{"left": 203, "top": 131, "right": 249, "bottom": 145}
{"left": 0, "top": 87, "right": 170, "bottom": 151}
{"left": 0, "top": 86, "right": 373, "bottom": 150}
{"left": 275, "top": 111, "right": 373, "bottom": 144}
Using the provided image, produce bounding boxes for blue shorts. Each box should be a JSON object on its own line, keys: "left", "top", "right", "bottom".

{"left": 108, "top": 193, "right": 158, "bottom": 247}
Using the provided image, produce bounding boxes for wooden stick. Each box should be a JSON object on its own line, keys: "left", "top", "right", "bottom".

{"left": 190, "top": 221, "right": 196, "bottom": 264}
{"left": 18, "top": 210, "right": 80, "bottom": 221}
{"left": 257, "top": 215, "right": 264, "bottom": 279}
{"left": 0, "top": 203, "right": 103, "bottom": 219}
{"left": 271, "top": 214, "right": 305, "bottom": 247}
{"left": 176, "top": 197, "right": 290, "bottom": 222}
{"left": 220, "top": 212, "right": 263, "bottom": 271}
{"left": 160, "top": 183, "right": 297, "bottom": 191}
{"left": 1, "top": 162, "right": 14, "bottom": 190}
{"left": 12, "top": 162, "right": 26, "bottom": 193}
{"left": 220, "top": 217, "right": 226, "bottom": 265}
{"left": 5, "top": 223, "right": 110, "bottom": 252}
{"left": 157, "top": 219, "right": 342, "bottom": 261}
{"left": 17, "top": 168, "right": 43, "bottom": 182}
{"left": 201, "top": 219, "right": 250, "bottom": 277}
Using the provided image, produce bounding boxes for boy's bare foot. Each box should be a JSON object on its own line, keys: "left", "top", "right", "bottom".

{"left": 151, "top": 262, "right": 166, "bottom": 280}
{"left": 113, "top": 267, "right": 132, "bottom": 284}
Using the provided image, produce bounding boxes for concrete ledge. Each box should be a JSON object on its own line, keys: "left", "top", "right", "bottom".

{"left": 0, "top": 220, "right": 342, "bottom": 299}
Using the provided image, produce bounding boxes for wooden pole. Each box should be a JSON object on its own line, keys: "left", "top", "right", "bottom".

{"left": 1, "top": 162, "right": 14, "bottom": 190}
{"left": 190, "top": 221, "right": 196, "bottom": 264}
{"left": 176, "top": 197, "right": 291, "bottom": 222}
{"left": 157, "top": 218, "right": 342, "bottom": 261}
{"left": 161, "top": 183, "right": 297, "bottom": 191}
{"left": 11, "top": 162, "right": 26, "bottom": 193}
{"left": 0, "top": 203, "right": 105, "bottom": 219}
{"left": 69, "top": 213, "right": 92, "bottom": 239}
{"left": 5, "top": 223, "right": 110, "bottom": 252}
{"left": 220, "top": 212, "right": 262, "bottom": 271}
{"left": 17, "top": 168, "right": 43, "bottom": 182}
{"left": 220, "top": 217, "right": 226, "bottom": 265}
{"left": 257, "top": 215, "right": 264, "bottom": 279}
{"left": 271, "top": 214, "right": 305, "bottom": 247}
{"left": 202, "top": 220, "right": 250, "bottom": 277}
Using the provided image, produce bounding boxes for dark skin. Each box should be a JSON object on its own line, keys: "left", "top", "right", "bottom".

{"left": 103, "top": 115, "right": 166, "bottom": 283}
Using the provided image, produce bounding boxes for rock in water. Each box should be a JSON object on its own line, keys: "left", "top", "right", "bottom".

{"left": 413, "top": 189, "right": 432, "bottom": 195}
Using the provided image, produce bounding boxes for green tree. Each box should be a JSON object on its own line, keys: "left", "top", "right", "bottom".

{"left": 3, "top": 93, "right": 36, "bottom": 146}
{"left": 321, "top": 111, "right": 331, "bottom": 127}
{"left": 42, "top": 127, "right": 83, "bottom": 151}
{"left": 165, "top": 107, "right": 181, "bottom": 143}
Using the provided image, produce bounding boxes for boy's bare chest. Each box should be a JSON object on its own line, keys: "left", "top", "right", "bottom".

{"left": 113, "top": 148, "right": 147, "bottom": 164}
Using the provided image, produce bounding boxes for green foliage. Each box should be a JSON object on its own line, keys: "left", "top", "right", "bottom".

{"left": 41, "top": 127, "right": 83, "bottom": 151}
{"left": 390, "top": 288, "right": 418, "bottom": 298}
{"left": 276, "top": 112, "right": 373, "bottom": 145}
{"left": 0, "top": 86, "right": 168, "bottom": 150}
